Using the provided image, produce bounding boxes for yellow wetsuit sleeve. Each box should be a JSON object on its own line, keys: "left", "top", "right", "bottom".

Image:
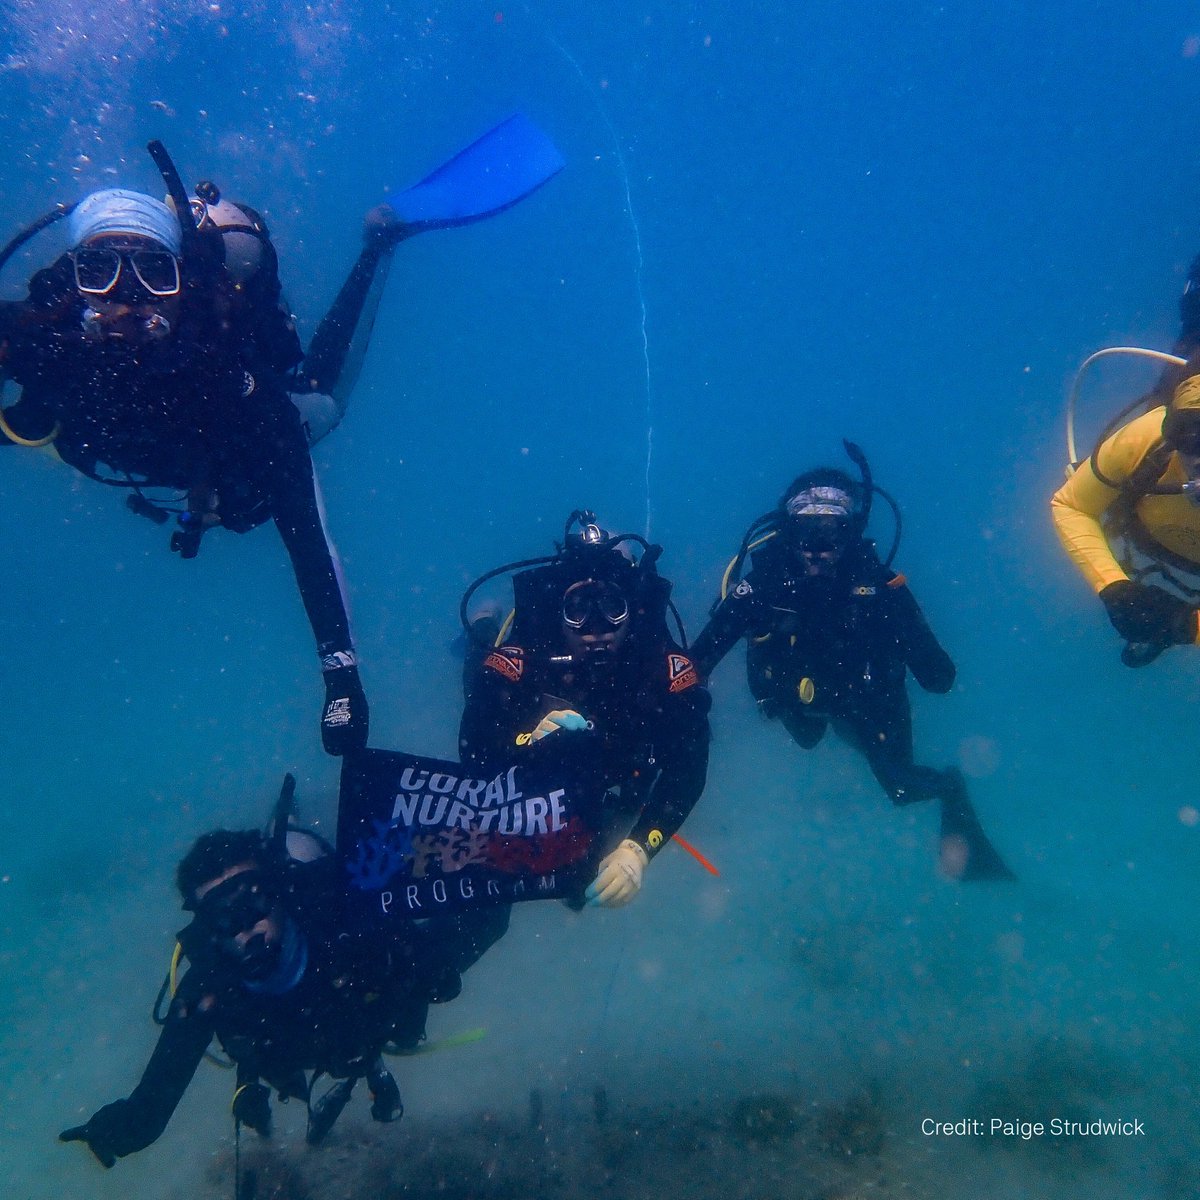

{"left": 1050, "top": 408, "right": 1166, "bottom": 593}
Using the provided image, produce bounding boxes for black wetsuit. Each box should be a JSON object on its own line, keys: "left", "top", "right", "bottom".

{"left": 431, "top": 586, "right": 711, "bottom": 964}
{"left": 460, "top": 629, "right": 712, "bottom": 863}
{"left": 72, "top": 864, "right": 433, "bottom": 1161}
{"left": 0, "top": 254, "right": 353, "bottom": 660}
{"left": 690, "top": 537, "right": 957, "bottom": 805}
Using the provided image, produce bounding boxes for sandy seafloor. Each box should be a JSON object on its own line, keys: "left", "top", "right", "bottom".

{"left": 9, "top": 707, "right": 1199, "bottom": 1200}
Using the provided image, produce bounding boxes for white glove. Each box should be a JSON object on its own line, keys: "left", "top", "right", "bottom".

{"left": 520, "top": 708, "right": 589, "bottom": 745}
{"left": 585, "top": 839, "right": 649, "bottom": 908}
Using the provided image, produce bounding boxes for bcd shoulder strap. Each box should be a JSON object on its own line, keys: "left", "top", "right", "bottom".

{"left": 1103, "top": 437, "right": 1173, "bottom": 540}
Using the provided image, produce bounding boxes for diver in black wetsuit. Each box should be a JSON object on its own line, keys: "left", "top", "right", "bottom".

{"left": 59, "top": 818, "right": 451, "bottom": 1166}
{"left": 0, "top": 173, "right": 374, "bottom": 754}
{"left": 458, "top": 512, "right": 712, "bottom": 915}
{"left": 0, "top": 125, "right": 559, "bottom": 755}
{"left": 193, "top": 191, "right": 405, "bottom": 449}
{"left": 689, "top": 444, "right": 1014, "bottom": 882}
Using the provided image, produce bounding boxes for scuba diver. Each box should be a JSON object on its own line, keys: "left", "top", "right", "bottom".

{"left": 688, "top": 443, "right": 1014, "bottom": 883}
{"left": 191, "top": 190, "right": 415, "bottom": 449}
{"left": 1052, "top": 259, "right": 1200, "bottom": 667}
{"left": 0, "top": 119, "right": 563, "bottom": 755}
{"left": 457, "top": 510, "right": 712, "bottom": 914}
{"left": 59, "top": 779, "right": 454, "bottom": 1166}
{"left": 0, "top": 163, "right": 368, "bottom": 755}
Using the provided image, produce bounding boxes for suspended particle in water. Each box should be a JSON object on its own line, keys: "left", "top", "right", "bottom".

{"left": 958, "top": 734, "right": 1000, "bottom": 779}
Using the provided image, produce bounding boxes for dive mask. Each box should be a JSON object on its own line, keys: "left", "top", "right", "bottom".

{"left": 192, "top": 870, "right": 275, "bottom": 939}
{"left": 562, "top": 579, "right": 630, "bottom": 629}
{"left": 72, "top": 246, "right": 181, "bottom": 297}
{"left": 788, "top": 514, "right": 852, "bottom": 554}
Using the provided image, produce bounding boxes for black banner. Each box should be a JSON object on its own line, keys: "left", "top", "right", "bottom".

{"left": 338, "top": 748, "right": 604, "bottom": 920}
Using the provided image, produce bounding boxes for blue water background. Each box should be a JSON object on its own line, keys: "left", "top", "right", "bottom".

{"left": 1, "top": 3, "right": 1198, "bottom": 1196}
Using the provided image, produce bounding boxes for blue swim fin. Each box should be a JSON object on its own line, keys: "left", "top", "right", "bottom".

{"left": 387, "top": 113, "right": 565, "bottom": 231}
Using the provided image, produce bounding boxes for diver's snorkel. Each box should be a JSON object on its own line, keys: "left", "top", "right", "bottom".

{"left": 842, "top": 439, "right": 873, "bottom": 534}
{"left": 460, "top": 551, "right": 561, "bottom": 647}
{"left": 146, "top": 139, "right": 201, "bottom": 259}
{"left": 841, "top": 438, "right": 903, "bottom": 567}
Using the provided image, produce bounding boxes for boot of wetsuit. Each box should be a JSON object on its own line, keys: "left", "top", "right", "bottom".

{"left": 232, "top": 1080, "right": 272, "bottom": 1137}
{"left": 366, "top": 1058, "right": 403, "bottom": 1123}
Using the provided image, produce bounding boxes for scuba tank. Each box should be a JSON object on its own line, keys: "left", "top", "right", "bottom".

{"left": 184, "top": 181, "right": 302, "bottom": 377}
{"left": 264, "top": 771, "right": 333, "bottom": 865}
{"left": 188, "top": 186, "right": 273, "bottom": 286}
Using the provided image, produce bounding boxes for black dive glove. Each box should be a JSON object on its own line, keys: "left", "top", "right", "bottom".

{"left": 320, "top": 651, "right": 369, "bottom": 756}
{"left": 232, "top": 1082, "right": 272, "bottom": 1136}
{"left": 1099, "top": 580, "right": 1198, "bottom": 647}
{"left": 364, "top": 203, "right": 412, "bottom": 250}
{"left": 60, "top": 1100, "right": 139, "bottom": 1168}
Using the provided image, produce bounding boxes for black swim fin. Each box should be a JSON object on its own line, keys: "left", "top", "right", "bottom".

{"left": 306, "top": 1077, "right": 356, "bottom": 1145}
{"left": 938, "top": 774, "right": 1016, "bottom": 883}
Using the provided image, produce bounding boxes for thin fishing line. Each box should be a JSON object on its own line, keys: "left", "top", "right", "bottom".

{"left": 522, "top": 9, "right": 640, "bottom": 1090}
{"left": 535, "top": 21, "right": 655, "bottom": 537}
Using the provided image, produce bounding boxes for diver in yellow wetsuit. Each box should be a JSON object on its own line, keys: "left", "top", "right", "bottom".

{"left": 1052, "top": 366, "right": 1200, "bottom": 664}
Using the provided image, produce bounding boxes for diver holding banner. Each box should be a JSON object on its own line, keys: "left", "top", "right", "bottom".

{"left": 337, "top": 744, "right": 611, "bottom": 923}
{"left": 61, "top": 746, "right": 614, "bottom": 1172}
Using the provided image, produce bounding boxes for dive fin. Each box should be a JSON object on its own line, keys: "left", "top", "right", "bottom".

{"left": 938, "top": 784, "right": 1016, "bottom": 883}
{"left": 307, "top": 1077, "right": 356, "bottom": 1145}
{"left": 387, "top": 112, "right": 565, "bottom": 232}
{"left": 1121, "top": 639, "right": 1168, "bottom": 668}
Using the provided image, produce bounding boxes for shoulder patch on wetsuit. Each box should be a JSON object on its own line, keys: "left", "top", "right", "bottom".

{"left": 732, "top": 579, "right": 753, "bottom": 598}
{"left": 484, "top": 645, "right": 525, "bottom": 682}
{"left": 886, "top": 572, "right": 907, "bottom": 588}
{"left": 666, "top": 652, "right": 699, "bottom": 693}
